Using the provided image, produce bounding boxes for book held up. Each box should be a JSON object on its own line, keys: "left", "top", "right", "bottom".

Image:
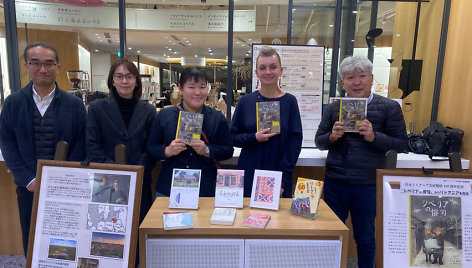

{"left": 338, "top": 98, "right": 367, "bottom": 132}
{"left": 175, "top": 110, "right": 204, "bottom": 144}
{"left": 256, "top": 101, "right": 280, "bottom": 133}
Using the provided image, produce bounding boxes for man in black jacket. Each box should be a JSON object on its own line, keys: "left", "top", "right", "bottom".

{"left": 315, "top": 55, "right": 407, "bottom": 268}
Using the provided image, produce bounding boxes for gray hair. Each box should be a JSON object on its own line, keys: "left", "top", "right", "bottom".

{"left": 339, "top": 55, "right": 373, "bottom": 79}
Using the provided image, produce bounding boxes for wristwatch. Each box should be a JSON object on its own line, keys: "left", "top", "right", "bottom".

{"left": 205, "top": 145, "right": 210, "bottom": 155}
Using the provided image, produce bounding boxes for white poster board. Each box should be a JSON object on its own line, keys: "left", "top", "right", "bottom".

{"left": 252, "top": 44, "right": 325, "bottom": 148}
{"left": 377, "top": 170, "right": 472, "bottom": 268}
{"left": 27, "top": 160, "right": 143, "bottom": 268}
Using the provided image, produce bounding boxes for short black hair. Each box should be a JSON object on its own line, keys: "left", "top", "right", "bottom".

{"left": 179, "top": 67, "right": 208, "bottom": 87}
{"left": 24, "top": 42, "right": 59, "bottom": 63}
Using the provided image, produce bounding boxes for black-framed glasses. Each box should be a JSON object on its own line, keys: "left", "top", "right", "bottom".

{"left": 27, "top": 61, "right": 57, "bottom": 69}
{"left": 113, "top": 74, "right": 136, "bottom": 81}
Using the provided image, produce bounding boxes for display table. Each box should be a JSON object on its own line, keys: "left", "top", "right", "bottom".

{"left": 139, "top": 197, "right": 349, "bottom": 268}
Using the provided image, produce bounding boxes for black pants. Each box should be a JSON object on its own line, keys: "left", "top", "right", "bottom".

{"left": 16, "top": 186, "right": 34, "bottom": 256}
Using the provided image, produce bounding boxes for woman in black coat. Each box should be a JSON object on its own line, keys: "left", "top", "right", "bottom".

{"left": 86, "top": 59, "right": 155, "bottom": 220}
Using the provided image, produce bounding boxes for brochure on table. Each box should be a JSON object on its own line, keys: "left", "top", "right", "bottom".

{"left": 28, "top": 161, "right": 142, "bottom": 268}
{"left": 379, "top": 171, "right": 472, "bottom": 268}
{"left": 252, "top": 44, "right": 324, "bottom": 148}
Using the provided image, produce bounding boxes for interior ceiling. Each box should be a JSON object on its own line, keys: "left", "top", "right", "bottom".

{"left": 7, "top": 1, "right": 396, "bottom": 64}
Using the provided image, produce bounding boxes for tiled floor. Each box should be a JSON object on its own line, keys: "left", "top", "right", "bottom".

{"left": 0, "top": 255, "right": 358, "bottom": 267}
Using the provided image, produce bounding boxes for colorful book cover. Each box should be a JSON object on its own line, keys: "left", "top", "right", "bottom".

{"left": 210, "top": 208, "right": 237, "bottom": 226}
{"left": 214, "top": 169, "right": 244, "bottom": 208}
{"left": 290, "top": 177, "right": 324, "bottom": 219}
{"left": 175, "top": 110, "right": 204, "bottom": 144}
{"left": 250, "top": 169, "right": 282, "bottom": 211}
{"left": 243, "top": 212, "right": 271, "bottom": 229}
{"left": 169, "top": 168, "right": 201, "bottom": 209}
{"left": 338, "top": 98, "right": 367, "bottom": 132}
{"left": 256, "top": 101, "right": 280, "bottom": 133}
{"left": 162, "top": 211, "right": 193, "bottom": 230}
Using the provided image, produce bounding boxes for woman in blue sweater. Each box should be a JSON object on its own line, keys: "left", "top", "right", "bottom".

{"left": 230, "top": 46, "right": 303, "bottom": 198}
{"left": 147, "top": 67, "right": 233, "bottom": 197}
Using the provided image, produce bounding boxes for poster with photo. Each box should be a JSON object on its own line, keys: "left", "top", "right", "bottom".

{"left": 378, "top": 170, "right": 472, "bottom": 268}
{"left": 27, "top": 160, "right": 143, "bottom": 268}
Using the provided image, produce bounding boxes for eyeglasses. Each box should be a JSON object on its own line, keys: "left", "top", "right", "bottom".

{"left": 113, "top": 74, "right": 136, "bottom": 81}
{"left": 27, "top": 61, "right": 57, "bottom": 69}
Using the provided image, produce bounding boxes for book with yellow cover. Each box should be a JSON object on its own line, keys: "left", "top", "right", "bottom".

{"left": 290, "top": 177, "right": 324, "bottom": 219}
{"left": 256, "top": 101, "right": 280, "bottom": 133}
{"left": 175, "top": 110, "right": 204, "bottom": 144}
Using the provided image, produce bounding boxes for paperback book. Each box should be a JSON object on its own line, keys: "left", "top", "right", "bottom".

{"left": 163, "top": 211, "right": 193, "bottom": 230}
{"left": 249, "top": 169, "right": 282, "bottom": 210}
{"left": 256, "top": 101, "right": 280, "bottom": 133}
{"left": 169, "top": 168, "right": 201, "bottom": 209}
{"left": 210, "top": 208, "right": 237, "bottom": 226}
{"left": 175, "top": 110, "right": 204, "bottom": 144}
{"left": 338, "top": 98, "right": 367, "bottom": 132}
{"left": 243, "top": 212, "right": 271, "bottom": 229}
{"left": 214, "top": 169, "right": 244, "bottom": 208}
{"left": 290, "top": 177, "right": 324, "bottom": 219}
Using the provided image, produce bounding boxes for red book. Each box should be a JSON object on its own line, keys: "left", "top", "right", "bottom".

{"left": 243, "top": 212, "right": 271, "bottom": 229}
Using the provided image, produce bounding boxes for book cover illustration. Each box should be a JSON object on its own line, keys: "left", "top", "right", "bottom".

{"left": 410, "top": 195, "right": 462, "bottom": 267}
{"left": 175, "top": 111, "right": 204, "bottom": 144}
{"left": 290, "top": 177, "right": 324, "bottom": 219}
{"left": 210, "top": 207, "right": 237, "bottom": 226}
{"left": 243, "top": 212, "right": 271, "bottom": 229}
{"left": 214, "top": 169, "right": 244, "bottom": 208}
{"left": 250, "top": 169, "right": 282, "bottom": 211}
{"left": 256, "top": 101, "right": 281, "bottom": 133}
{"left": 163, "top": 211, "right": 194, "bottom": 230}
{"left": 169, "top": 169, "right": 201, "bottom": 209}
{"left": 338, "top": 98, "right": 367, "bottom": 132}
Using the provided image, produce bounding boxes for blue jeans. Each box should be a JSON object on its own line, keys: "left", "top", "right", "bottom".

{"left": 324, "top": 180, "right": 376, "bottom": 268}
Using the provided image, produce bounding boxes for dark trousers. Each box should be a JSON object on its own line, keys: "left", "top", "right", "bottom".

{"left": 324, "top": 180, "right": 376, "bottom": 268}
{"left": 16, "top": 186, "right": 34, "bottom": 256}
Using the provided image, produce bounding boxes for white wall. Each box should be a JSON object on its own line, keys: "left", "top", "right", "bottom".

{"left": 0, "top": 38, "right": 11, "bottom": 98}
{"left": 91, "top": 53, "right": 111, "bottom": 92}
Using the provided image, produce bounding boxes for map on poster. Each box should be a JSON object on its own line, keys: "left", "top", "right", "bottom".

{"left": 87, "top": 204, "right": 128, "bottom": 234}
{"left": 382, "top": 175, "right": 472, "bottom": 268}
{"left": 252, "top": 44, "right": 324, "bottom": 148}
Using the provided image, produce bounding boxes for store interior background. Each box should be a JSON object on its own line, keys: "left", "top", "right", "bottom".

{"left": 1, "top": 0, "right": 472, "bottom": 263}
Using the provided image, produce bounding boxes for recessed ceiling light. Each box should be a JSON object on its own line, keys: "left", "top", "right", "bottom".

{"left": 248, "top": 38, "right": 252, "bottom": 41}
{"left": 352, "top": 10, "right": 358, "bottom": 14}
{"left": 128, "top": 47, "right": 132, "bottom": 49}
{"left": 195, "top": 55, "right": 198, "bottom": 57}
{"left": 137, "top": 50, "right": 141, "bottom": 53}
{"left": 183, "top": 37, "right": 187, "bottom": 40}
{"left": 185, "top": 40, "right": 190, "bottom": 43}
{"left": 188, "top": 44, "right": 192, "bottom": 46}
{"left": 95, "top": 33, "right": 99, "bottom": 36}
{"left": 164, "top": 36, "right": 168, "bottom": 39}
{"left": 173, "top": 51, "right": 177, "bottom": 54}
{"left": 164, "top": 53, "right": 166, "bottom": 56}
{"left": 329, "top": 24, "right": 334, "bottom": 27}
{"left": 168, "top": 48, "right": 172, "bottom": 51}
{"left": 95, "top": 49, "right": 99, "bottom": 52}
{"left": 236, "top": 41, "right": 239, "bottom": 44}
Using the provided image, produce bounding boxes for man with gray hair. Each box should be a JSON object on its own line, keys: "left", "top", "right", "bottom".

{"left": 0, "top": 42, "right": 86, "bottom": 255}
{"left": 315, "top": 55, "right": 407, "bottom": 268}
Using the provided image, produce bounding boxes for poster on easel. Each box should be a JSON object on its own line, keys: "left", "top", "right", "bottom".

{"left": 251, "top": 44, "right": 325, "bottom": 148}
{"left": 26, "top": 160, "right": 143, "bottom": 268}
{"left": 376, "top": 169, "right": 472, "bottom": 268}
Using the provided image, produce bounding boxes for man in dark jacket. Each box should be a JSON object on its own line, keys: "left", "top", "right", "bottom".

{"left": 315, "top": 55, "right": 407, "bottom": 268}
{"left": 0, "top": 42, "right": 86, "bottom": 255}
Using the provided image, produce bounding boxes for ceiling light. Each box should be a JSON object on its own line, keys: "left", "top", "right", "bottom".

{"left": 168, "top": 48, "right": 172, "bottom": 51}
{"left": 95, "top": 49, "right": 99, "bottom": 52}
{"left": 248, "top": 38, "right": 252, "bottom": 41}
{"left": 164, "top": 36, "right": 168, "bottom": 39}
{"left": 329, "top": 24, "right": 334, "bottom": 27}
{"left": 352, "top": 10, "right": 358, "bottom": 14}
{"left": 95, "top": 33, "right": 99, "bottom": 36}
{"left": 173, "top": 51, "right": 177, "bottom": 54}
{"left": 183, "top": 37, "right": 187, "bottom": 40}
{"left": 195, "top": 55, "right": 198, "bottom": 57}
{"left": 164, "top": 53, "right": 166, "bottom": 56}
{"left": 128, "top": 47, "right": 132, "bottom": 50}
{"left": 188, "top": 44, "right": 192, "bottom": 46}
{"left": 137, "top": 50, "right": 141, "bottom": 53}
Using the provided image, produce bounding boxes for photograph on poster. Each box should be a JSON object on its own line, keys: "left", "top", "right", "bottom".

{"left": 77, "top": 257, "right": 99, "bottom": 268}
{"left": 90, "top": 232, "right": 125, "bottom": 259}
{"left": 172, "top": 169, "right": 201, "bottom": 188}
{"left": 410, "top": 195, "right": 462, "bottom": 267}
{"left": 91, "top": 173, "right": 130, "bottom": 205}
{"left": 86, "top": 204, "right": 128, "bottom": 234}
{"left": 47, "top": 238, "right": 77, "bottom": 261}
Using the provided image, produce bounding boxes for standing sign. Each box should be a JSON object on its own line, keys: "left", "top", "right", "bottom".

{"left": 376, "top": 169, "right": 472, "bottom": 268}
{"left": 27, "top": 160, "right": 143, "bottom": 268}
{"left": 251, "top": 44, "right": 325, "bottom": 148}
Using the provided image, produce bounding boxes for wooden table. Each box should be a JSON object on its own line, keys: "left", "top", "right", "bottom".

{"left": 139, "top": 197, "right": 349, "bottom": 268}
